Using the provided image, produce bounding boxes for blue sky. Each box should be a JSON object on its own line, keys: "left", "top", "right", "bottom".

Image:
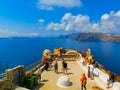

{"left": 0, "top": 0, "right": 120, "bottom": 37}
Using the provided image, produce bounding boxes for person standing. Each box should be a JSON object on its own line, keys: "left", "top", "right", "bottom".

{"left": 87, "top": 63, "right": 90, "bottom": 78}
{"left": 106, "top": 72, "right": 115, "bottom": 88}
{"left": 80, "top": 73, "right": 87, "bottom": 90}
{"left": 54, "top": 61, "right": 58, "bottom": 74}
{"left": 34, "top": 67, "right": 42, "bottom": 82}
{"left": 38, "top": 68, "right": 42, "bottom": 82}
{"left": 42, "top": 55, "right": 49, "bottom": 71}
{"left": 63, "top": 61, "right": 68, "bottom": 74}
{"left": 89, "top": 62, "right": 94, "bottom": 80}
{"left": 61, "top": 58, "right": 65, "bottom": 71}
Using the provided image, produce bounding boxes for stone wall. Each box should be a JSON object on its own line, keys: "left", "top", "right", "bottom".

{"left": 0, "top": 65, "right": 25, "bottom": 90}
{"left": 0, "top": 78, "right": 16, "bottom": 90}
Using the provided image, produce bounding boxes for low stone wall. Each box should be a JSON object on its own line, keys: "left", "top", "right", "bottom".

{"left": 0, "top": 78, "right": 16, "bottom": 90}
{"left": 0, "top": 65, "right": 25, "bottom": 90}
{"left": 94, "top": 68, "right": 120, "bottom": 90}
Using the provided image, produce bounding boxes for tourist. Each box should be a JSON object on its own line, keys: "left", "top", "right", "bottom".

{"left": 63, "top": 61, "right": 68, "bottom": 74}
{"left": 87, "top": 63, "right": 90, "bottom": 78}
{"left": 42, "top": 55, "right": 46, "bottom": 64}
{"left": 45, "top": 61, "right": 49, "bottom": 71}
{"left": 89, "top": 62, "right": 94, "bottom": 80}
{"left": 38, "top": 68, "right": 42, "bottom": 82}
{"left": 106, "top": 72, "right": 115, "bottom": 88}
{"left": 42, "top": 55, "right": 49, "bottom": 71}
{"left": 34, "top": 67, "right": 42, "bottom": 82}
{"left": 62, "top": 58, "right": 65, "bottom": 70}
{"left": 58, "top": 49, "right": 62, "bottom": 58}
{"left": 48, "top": 56, "right": 52, "bottom": 68}
{"left": 54, "top": 61, "right": 58, "bottom": 74}
{"left": 80, "top": 73, "right": 87, "bottom": 90}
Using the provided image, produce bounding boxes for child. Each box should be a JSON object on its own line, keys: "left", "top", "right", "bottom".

{"left": 80, "top": 73, "right": 87, "bottom": 90}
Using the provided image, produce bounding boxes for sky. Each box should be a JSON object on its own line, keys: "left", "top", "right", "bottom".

{"left": 0, "top": 0, "right": 120, "bottom": 37}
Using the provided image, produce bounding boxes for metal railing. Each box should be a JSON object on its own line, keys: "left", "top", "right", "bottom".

{"left": 25, "top": 60, "right": 41, "bottom": 71}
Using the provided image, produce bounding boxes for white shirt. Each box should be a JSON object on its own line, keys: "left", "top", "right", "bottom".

{"left": 90, "top": 64, "right": 94, "bottom": 72}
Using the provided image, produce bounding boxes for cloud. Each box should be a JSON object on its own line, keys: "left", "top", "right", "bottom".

{"left": 46, "top": 22, "right": 65, "bottom": 31}
{"left": 46, "top": 10, "right": 120, "bottom": 34}
{"left": 38, "top": 19, "right": 45, "bottom": 23}
{"left": 101, "top": 14, "right": 110, "bottom": 20}
{"left": 37, "top": 0, "right": 82, "bottom": 10}
{"left": 0, "top": 29, "right": 40, "bottom": 37}
{"left": 115, "top": 11, "right": 120, "bottom": 16}
{"left": 46, "top": 13, "right": 92, "bottom": 32}
{"left": 23, "top": 33, "right": 40, "bottom": 37}
{"left": 0, "top": 29, "right": 19, "bottom": 37}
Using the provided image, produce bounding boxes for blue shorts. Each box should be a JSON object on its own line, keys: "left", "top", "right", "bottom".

{"left": 107, "top": 80, "right": 113, "bottom": 83}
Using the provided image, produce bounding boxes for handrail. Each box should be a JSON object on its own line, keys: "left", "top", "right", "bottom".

{"left": 25, "top": 63, "right": 44, "bottom": 76}
{"left": 25, "top": 60, "right": 41, "bottom": 71}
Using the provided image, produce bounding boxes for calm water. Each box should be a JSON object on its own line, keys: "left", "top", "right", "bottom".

{"left": 0, "top": 37, "right": 120, "bottom": 75}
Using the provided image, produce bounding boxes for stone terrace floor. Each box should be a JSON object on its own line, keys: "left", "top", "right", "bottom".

{"left": 33, "top": 60, "right": 103, "bottom": 90}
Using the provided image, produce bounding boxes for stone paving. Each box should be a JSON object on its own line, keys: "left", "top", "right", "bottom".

{"left": 34, "top": 60, "right": 103, "bottom": 90}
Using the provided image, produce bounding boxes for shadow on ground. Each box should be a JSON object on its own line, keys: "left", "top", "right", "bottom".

{"left": 33, "top": 79, "right": 48, "bottom": 90}
{"left": 33, "top": 83, "right": 44, "bottom": 90}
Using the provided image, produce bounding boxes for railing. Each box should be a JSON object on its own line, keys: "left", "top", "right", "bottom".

{"left": 25, "top": 60, "right": 41, "bottom": 71}
{"left": 0, "top": 52, "right": 79, "bottom": 79}
{"left": 51, "top": 54, "right": 78, "bottom": 59}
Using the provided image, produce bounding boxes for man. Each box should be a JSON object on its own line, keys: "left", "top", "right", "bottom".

{"left": 106, "top": 72, "right": 114, "bottom": 88}
{"left": 63, "top": 61, "right": 68, "bottom": 74}
{"left": 54, "top": 61, "right": 58, "bottom": 74}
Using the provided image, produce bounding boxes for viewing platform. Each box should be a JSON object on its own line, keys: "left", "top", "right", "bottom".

{"left": 34, "top": 60, "right": 103, "bottom": 90}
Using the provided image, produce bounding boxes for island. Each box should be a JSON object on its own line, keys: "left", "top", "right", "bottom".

{"left": 59, "top": 32, "right": 120, "bottom": 42}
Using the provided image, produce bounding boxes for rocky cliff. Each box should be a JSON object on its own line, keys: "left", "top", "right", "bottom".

{"left": 59, "top": 32, "right": 120, "bottom": 42}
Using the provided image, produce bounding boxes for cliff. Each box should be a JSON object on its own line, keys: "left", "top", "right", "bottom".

{"left": 59, "top": 32, "right": 120, "bottom": 42}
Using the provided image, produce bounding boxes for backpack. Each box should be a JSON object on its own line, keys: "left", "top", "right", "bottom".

{"left": 83, "top": 80, "right": 87, "bottom": 85}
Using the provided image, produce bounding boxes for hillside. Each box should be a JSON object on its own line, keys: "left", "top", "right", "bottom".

{"left": 59, "top": 33, "right": 120, "bottom": 42}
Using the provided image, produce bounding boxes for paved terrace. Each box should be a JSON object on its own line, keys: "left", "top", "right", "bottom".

{"left": 34, "top": 59, "right": 103, "bottom": 90}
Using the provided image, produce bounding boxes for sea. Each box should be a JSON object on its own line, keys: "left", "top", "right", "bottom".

{"left": 0, "top": 37, "right": 120, "bottom": 75}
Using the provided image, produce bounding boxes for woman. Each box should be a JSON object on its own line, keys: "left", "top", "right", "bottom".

{"left": 89, "top": 62, "right": 94, "bottom": 80}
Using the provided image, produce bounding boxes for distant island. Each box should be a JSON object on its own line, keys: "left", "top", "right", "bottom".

{"left": 59, "top": 32, "right": 120, "bottom": 42}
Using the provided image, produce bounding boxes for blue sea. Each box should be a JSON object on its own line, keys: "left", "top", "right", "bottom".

{"left": 0, "top": 37, "right": 120, "bottom": 75}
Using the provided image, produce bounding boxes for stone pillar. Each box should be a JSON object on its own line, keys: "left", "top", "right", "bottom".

{"left": 4, "top": 69, "right": 16, "bottom": 89}
{"left": 6, "top": 69, "right": 14, "bottom": 82}
{"left": 18, "top": 65, "right": 26, "bottom": 86}
{"left": 13, "top": 65, "right": 26, "bottom": 86}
